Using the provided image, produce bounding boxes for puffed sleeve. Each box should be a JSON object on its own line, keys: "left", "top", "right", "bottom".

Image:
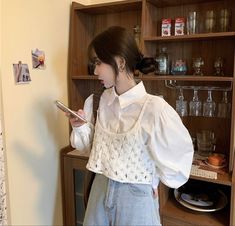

{"left": 70, "top": 94, "right": 95, "bottom": 154}
{"left": 149, "top": 101, "right": 194, "bottom": 189}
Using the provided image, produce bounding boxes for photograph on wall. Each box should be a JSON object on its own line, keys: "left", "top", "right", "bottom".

{"left": 31, "top": 48, "right": 46, "bottom": 69}
{"left": 13, "top": 62, "right": 31, "bottom": 84}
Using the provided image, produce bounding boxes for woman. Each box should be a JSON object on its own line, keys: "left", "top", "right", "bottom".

{"left": 69, "top": 26, "right": 194, "bottom": 226}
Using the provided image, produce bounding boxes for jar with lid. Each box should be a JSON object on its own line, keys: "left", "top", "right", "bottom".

{"left": 155, "top": 47, "right": 169, "bottom": 75}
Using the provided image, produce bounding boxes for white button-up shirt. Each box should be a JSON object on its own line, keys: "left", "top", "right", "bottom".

{"left": 71, "top": 82, "right": 194, "bottom": 188}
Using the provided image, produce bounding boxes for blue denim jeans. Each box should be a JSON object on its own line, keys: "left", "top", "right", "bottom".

{"left": 83, "top": 174, "right": 161, "bottom": 226}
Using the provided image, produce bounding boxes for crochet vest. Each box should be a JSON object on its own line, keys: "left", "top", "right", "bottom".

{"left": 86, "top": 95, "right": 155, "bottom": 184}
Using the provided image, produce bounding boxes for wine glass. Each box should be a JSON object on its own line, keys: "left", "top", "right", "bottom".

{"left": 176, "top": 88, "right": 188, "bottom": 117}
{"left": 217, "top": 91, "right": 231, "bottom": 118}
{"left": 189, "top": 89, "right": 202, "bottom": 116}
{"left": 203, "top": 90, "right": 216, "bottom": 117}
{"left": 193, "top": 57, "right": 204, "bottom": 76}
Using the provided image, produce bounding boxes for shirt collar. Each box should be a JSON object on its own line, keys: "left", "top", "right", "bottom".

{"left": 107, "top": 81, "right": 147, "bottom": 109}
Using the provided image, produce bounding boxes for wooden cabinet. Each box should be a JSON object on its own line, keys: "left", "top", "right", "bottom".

{"left": 61, "top": 0, "right": 235, "bottom": 225}
{"left": 61, "top": 146, "right": 91, "bottom": 226}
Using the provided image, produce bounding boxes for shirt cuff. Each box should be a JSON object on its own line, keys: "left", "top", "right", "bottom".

{"left": 72, "top": 122, "right": 93, "bottom": 133}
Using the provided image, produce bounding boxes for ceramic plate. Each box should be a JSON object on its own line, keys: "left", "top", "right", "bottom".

{"left": 204, "top": 159, "right": 227, "bottom": 169}
{"left": 181, "top": 193, "right": 213, "bottom": 207}
{"left": 174, "top": 189, "right": 227, "bottom": 212}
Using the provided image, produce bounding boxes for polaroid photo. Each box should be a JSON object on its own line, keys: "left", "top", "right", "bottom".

{"left": 13, "top": 62, "right": 31, "bottom": 84}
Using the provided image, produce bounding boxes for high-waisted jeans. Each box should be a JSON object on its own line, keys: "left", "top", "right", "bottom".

{"left": 83, "top": 174, "right": 162, "bottom": 226}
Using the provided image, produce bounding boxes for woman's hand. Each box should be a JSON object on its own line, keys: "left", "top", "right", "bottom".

{"left": 152, "top": 188, "right": 158, "bottom": 199}
{"left": 67, "top": 109, "right": 86, "bottom": 127}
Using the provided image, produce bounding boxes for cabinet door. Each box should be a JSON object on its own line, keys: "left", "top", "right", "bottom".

{"left": 74, "top": 170, "right": 86, "bottom": 223}
{"left": 62, "top": 155, "right": 88, "bottom": 226}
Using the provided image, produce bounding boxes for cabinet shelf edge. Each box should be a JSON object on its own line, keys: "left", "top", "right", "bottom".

{"left": 144, "top": 32, "right": 235, "bottom": 42}
{"left": 71, "top": 75, "right": 234, "bottom": 81}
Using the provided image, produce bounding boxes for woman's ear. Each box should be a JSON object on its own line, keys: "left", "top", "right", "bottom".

{"left": 116, "top": 57, "right": 126, "bottom": 72}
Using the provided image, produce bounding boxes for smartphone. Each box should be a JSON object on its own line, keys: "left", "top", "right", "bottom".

{"left": 55, "top": 100, "right": 87, "bottom": 123}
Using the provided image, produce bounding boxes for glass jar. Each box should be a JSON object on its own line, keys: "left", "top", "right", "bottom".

{"left": 171, "top": 59, "right": 187, "bottom": 75}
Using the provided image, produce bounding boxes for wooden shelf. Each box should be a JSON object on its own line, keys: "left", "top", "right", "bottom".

{"left": 190, "top": 172, "right": 232, "bottom": 186}
{"left": 72, "top": 75, "right": 234, "bottom": 82}
{"left": 161, "top": 193, "right": 230, "bottom": 226}
{"left": 73, "top": 0, "right": 142, "bottom": 14}
{"left": 71, "top": 75, "right": 98, "bottom": 80}
{"left": 144, "top": 32, "right": 235, "bottom": 42}
{"left": 138, "top": 75, "right": 234, "bottom": 81}
{"left": 147, "top": 0, "right": 222, "bottom": 7}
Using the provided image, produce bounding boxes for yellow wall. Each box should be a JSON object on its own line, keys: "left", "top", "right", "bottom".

{"left": 0, "top": 0, "right": 123, "bottom": 225}
{"left": 1, "top": 0, "right": 71, "bottom": 225}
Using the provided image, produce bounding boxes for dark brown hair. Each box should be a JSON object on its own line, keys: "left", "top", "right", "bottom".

{"left": 88, "top": 26, "right": 155, "bottom": 75}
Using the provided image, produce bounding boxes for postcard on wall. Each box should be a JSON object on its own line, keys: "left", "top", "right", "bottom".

{"left": 31, "top": 48, "right": 46, "bottom": 69}
{"left": 13, "top": 62, "right": 31, "bottom": 84}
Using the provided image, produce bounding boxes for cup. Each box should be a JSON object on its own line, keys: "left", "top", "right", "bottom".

{"left": 205, "top": 10, "right": 216, "bottom": 33}
{"left": 187, "top": 11, "right": 197, "bottom": 34}
{"left": 219, "top": 9, "right": 231, "bottom": 32}
{"left": 197, "top": 130, "right": 216, "bottom": 156}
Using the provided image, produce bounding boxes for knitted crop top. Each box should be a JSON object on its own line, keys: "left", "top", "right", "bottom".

{"left": 86, "top": 95, "right": 155, "bottom": 184}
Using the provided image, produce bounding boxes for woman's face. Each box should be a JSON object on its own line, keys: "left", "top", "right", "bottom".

{"left": 93, "top": 57, "right": 116, "bottom": 89}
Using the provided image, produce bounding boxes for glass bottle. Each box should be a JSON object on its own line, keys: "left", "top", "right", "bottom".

{"left": 133, "top": 25, "right": 141, "bottom": 49}
{"left": 155, "top": 47, "right": 169, "bottom": 75}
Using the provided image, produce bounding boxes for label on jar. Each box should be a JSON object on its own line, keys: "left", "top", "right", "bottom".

{"left": 175, "top": 17, "right": 185, "bottom": 35}
{"left": 162, "top": 18, "right": 172, "bottom": 36}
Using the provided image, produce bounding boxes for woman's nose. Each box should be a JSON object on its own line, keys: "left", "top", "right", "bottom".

{"left": 93, "top": 65, "right": 98, "bottom": 76}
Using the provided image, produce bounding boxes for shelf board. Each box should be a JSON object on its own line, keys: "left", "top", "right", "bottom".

{"left": 190, "top": 172, "right": 232, "bottom": 186}
{"left": 73, "top": 0, "right": 142, "bottom": 14}
{"left": 144, "top": 32, "right": 235, "bottom": 42}
{"left": 147, "top": 0, "right": 221, "bottom": 7}
{"left": 71, "top": 75, "right": 234, "bottom": 82}
{"left": 71, "top": 75, "right": 98, "bottom": 80}
{"left": 137, "top": 75, "right": 234, "bottom": 81}
{"left": 161, "top": 193, "right": 230, "bottom": 226}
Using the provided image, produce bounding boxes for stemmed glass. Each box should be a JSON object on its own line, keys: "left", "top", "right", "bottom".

{"left": 176, "top": 88, "right": 188, "bottom": 117}
{"left": 217, "top": 91, "right": 231, "bottom": 118}
{"left": 189, "top": 89, "right": 202, "bottom": 116}
{"left": 203, "top": 90, "right": 216, "bottom": 117}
